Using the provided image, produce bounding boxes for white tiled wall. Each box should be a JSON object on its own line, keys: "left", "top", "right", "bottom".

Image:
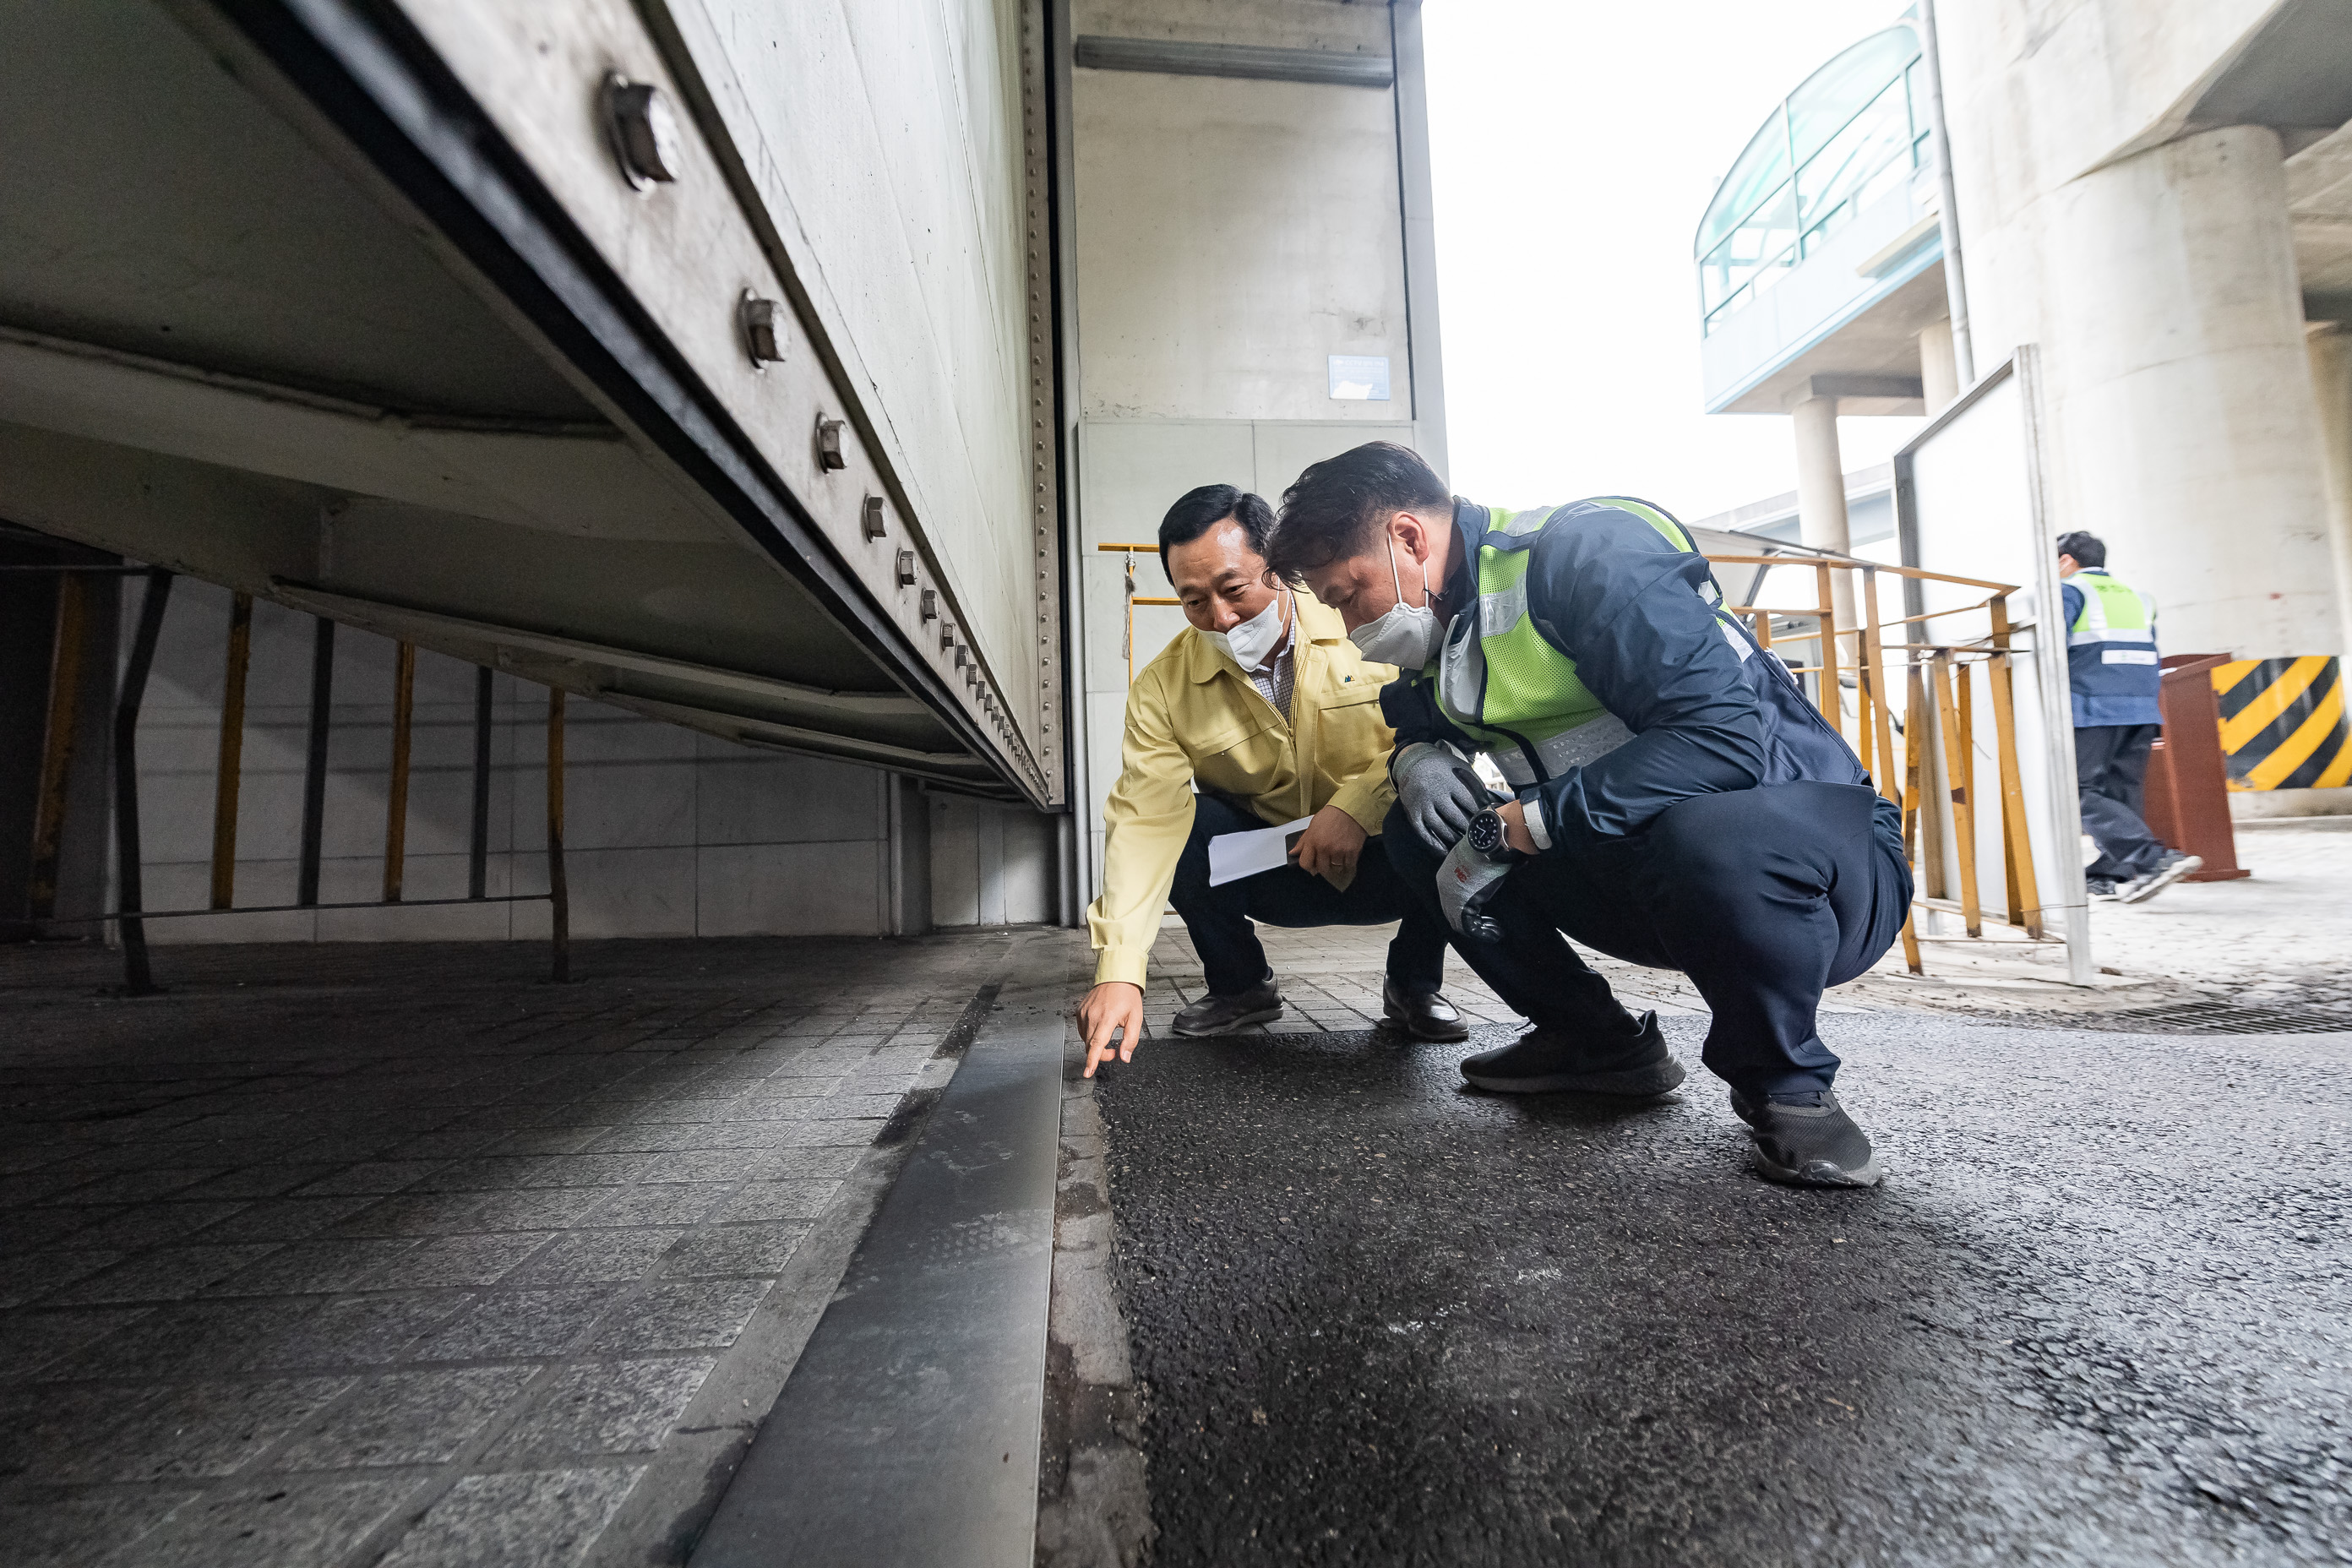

{"left": 122, "top": 582, "right": 1055, "bottom": 942}
{"left": 928, "top": 793, "right": 1057, "bottom": 928}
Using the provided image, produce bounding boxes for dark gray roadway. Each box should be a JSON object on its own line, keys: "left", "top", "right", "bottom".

{"left": 1096, "top": 1015, "right": 2352, "bottom": 1566}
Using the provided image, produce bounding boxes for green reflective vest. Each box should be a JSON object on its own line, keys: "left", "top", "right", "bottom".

{"left": 2066, "top": 569, "right": 2153, "bottom": 644}
{"left": 1429, "top": 498, "right": 1712, "bottom": 787}
{"left": 2063, "top": 567, "right": 2162, "bottom": 722}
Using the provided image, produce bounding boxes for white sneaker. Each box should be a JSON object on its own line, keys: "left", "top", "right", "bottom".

{"left": 2117, "top": 852, "right": 2202, "bottom": 905}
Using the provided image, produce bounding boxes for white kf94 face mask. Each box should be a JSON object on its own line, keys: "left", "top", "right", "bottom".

{"left": 1347, "top": 536, "right": 1442, "bottom": 670}
{"left": 1208, "top": 589, "right": 1288, "bottom": 672}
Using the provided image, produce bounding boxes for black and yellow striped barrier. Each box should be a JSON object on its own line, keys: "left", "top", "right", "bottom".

{"left": 2213, "top": 656, "right": 2352, "bottom": 791}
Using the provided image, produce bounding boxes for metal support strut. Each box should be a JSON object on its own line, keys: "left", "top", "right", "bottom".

{"left": 547, "top": 686, "right": 570, "bottom": 983}
{"left": 112, "top": 569, "right": 173, "bottom": 996}
{"left": 297, "top": 616, "right": 335, "bottom": 907}
{"left": 384, "top": 640, "right": 415, "bottom": 903}
{"left": 469, "top": 664, "right": 493, "bottom": 900}
{"left": 209, "top": 592, "right": 253, "bottom": 910}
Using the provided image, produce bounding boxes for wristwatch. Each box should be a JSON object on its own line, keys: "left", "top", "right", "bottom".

{"left": 1466, "top": 806, "right": 1522, "bottom": 859}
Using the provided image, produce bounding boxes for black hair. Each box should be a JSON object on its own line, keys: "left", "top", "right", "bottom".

{"left": 1157, "top": 484, "right": 1273, "bottom": 576}
{"left": 1266, "top": 441, "right": 1452, "bottom": 580}
{"left": 2055, "top": 531, "right": 2106, "bottom": 569}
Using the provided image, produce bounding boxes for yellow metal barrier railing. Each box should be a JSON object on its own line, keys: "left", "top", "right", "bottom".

{"left": 1707, "top": 553, "right": 2040, "bottom": 974}
{"left": 1097, "top": 542, "right": 1180, "bottom": 685}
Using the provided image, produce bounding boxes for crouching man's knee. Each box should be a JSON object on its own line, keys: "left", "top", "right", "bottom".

{"left": 1380, "top": 801, "right": 1446, "bottom": 891}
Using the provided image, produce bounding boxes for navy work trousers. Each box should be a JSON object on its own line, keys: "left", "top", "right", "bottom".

{"left": 1171, "top": 794, "right": 1450, "bottom": 999}
{"left": 2075, "top": 723, "right": 2168, "bottom": 880}
{"left": 1384, "top": 781, "right": 1909, "bottom": 1097}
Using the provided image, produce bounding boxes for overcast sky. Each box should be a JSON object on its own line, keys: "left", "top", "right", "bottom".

{"left": 1420, "top": 0, "right": 1922, "bottom": 524}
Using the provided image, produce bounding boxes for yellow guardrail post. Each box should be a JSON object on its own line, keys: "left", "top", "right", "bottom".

{"left": 1097, "top": 543, "right": 1180, "bottom": 685}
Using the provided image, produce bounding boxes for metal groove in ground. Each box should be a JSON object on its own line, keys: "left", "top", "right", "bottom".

{"left": 688, "top": 940, "right": 1064, "bottom": 1568}
{"left": 2082, "top": 1001, "right": 2352, "bottom": 1036}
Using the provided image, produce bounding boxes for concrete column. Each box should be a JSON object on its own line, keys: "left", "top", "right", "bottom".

{"left": 1792, "top": 394, "right": 1852, "bottom": 553}
{"left": 1919, "top": 318, "right": 1960, "bottom": 415}
{"left": 1791, "top": 391, "right": 1858, "bottom": 733}
{"left": 2306, "top": 324, "right": 2352, "bottom": 658}
{"left": 2043, "top": 124, "right": 2340, "bottom": 659}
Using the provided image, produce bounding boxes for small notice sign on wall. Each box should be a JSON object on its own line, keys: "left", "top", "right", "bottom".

{"left": 1327, "top": 355, "right": 1391, "bottom": 400}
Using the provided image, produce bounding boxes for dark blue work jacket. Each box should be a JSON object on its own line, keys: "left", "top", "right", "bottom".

{"left": 2061, "top": 572, "right": 2164, "bottom": 728}
{"left": 1382, "top": 498, "right": 1905, "bottom": 864}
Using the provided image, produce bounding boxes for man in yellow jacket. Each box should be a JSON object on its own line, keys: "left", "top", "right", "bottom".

{"left": 1079, "top": 484, "right": 1463, "bottom": 1076}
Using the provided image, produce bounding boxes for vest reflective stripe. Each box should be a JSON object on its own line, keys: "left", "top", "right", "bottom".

{"left": 1431, "top": 498, "right": 1717, "bottom": 782}
{"left": 1477, "top": 577, "right": 1527, "bottom": 639}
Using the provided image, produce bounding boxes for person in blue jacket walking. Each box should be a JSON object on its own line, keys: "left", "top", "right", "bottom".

{"left": 2056, "top": 531, "right": 2201, "bottom": 903}
{"left": 1270, "top": 442, "right": 1911, "bottom": 1190}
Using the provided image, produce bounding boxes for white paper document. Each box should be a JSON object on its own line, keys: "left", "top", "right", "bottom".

{"left": 1206, "top": 815, "right": 1315, "bottom": 886}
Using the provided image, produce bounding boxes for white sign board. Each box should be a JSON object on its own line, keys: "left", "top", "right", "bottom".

{"left": 1895, "top": 350, "right": 2091, "bottom": 981}
{"left": 1326, "top": 355, "right": 1391, "bottom": 400}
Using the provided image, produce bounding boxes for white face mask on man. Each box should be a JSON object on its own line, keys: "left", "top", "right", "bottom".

{"left": 1208, "top": 589, "right": 1288, "bottom": 672}
{"left": 1347, "top": 536, "right": 1442, "bottom": 670}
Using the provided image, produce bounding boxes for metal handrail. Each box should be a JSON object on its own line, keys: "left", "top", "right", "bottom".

{"left": 1097, "top": 542, "right": 1185, "bottom": 683}
{"left": 25, "top": 564, "right": 574, "bottom": 992}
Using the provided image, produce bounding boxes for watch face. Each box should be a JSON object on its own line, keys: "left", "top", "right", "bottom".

{"left": 1467, "top": 808, "right": 1505, "bottom": 854}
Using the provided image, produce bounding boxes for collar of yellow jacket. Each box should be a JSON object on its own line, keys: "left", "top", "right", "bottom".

{"left": 1179, "top": 591, "right": 1352, "bottom": 684}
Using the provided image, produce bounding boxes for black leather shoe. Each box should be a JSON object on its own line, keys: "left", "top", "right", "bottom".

{"left": 1381, "top": 980, "right": 1468, "bottom": 1042}
{"left": 1172, "top": 975, "right": 1283, "bottom": 1037}
{"left": 1459, "top": 1010, "right": 1683, "bottom": 1097}
{"left": 1730, "top": 1088, "right": 1882, "bottom": 1188}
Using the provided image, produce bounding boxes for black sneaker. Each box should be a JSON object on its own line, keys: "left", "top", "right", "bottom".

{"left": 2117, "top": 851, "right": 2202, "bottom": 905}
{"left": 1172, "top": 975, "right": 1283, "bottom": 1037}
{"left": 2087, "top": 877, "right": 2121, "bottom": 901}
{"left": 1459, "top": 1010, "right": 1685, "bottom": 1097}
{"left": 1731, "top": 1088, "right": 1882, "bottom": 1188}
{"left": 1381, "top": 980, "right": 1469, "bottom": 1042}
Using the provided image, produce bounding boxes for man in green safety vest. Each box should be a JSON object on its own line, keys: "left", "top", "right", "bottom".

{"left": 2056, "top": 531, "right": 2201, "bottom": 903}
{"left": 1269, "top": 442, "right": 1912, "bottom": 1189}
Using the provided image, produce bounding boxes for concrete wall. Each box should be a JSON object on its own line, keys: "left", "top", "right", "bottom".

{"left": 118, "top": 582, "right": 1051, "bottom": 944}
{"left": 1064, "top": 0, "right": 1440, "bottom": 894}
{"left": 1940, "top": 0, "right": 2343, "bottom": 662}
{"left": 1073, "top": 69, "right": 1407, "bottom": 423}
{"left": 929, "top": 792, "right": 1059, "bottom": 928}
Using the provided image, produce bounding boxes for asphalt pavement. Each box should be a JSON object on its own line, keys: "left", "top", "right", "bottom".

{"left": 1095, "top": 1014, "right": 2352, "bottom": 1566}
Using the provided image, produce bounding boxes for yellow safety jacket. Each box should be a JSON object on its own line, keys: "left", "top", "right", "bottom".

{"left": 1087, "top": 592, "right": 1401, "bottom": 988}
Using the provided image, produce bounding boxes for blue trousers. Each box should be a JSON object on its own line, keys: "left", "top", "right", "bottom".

{"left": 1169, "top": 794, "right": 1451, "bottom": 999}
{"left": 1383, "top": 781, "right": 1909, "bottom": 1097}
{"left": 2076, "top": 723, "right": 2168, "bottom": 880}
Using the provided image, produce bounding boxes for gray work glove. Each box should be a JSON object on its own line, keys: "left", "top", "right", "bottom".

{"left": 1393, "top": 742, "right": 1486, "bottom": 852}
{"left": 1435, "top": 835, "right": 1514, "bottom": 944}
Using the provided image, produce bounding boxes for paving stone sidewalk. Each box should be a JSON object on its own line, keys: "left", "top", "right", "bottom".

{"left": 0, "top": 934, "right": 1019, "bottom": 1567}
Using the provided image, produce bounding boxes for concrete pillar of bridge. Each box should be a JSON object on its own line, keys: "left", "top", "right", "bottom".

{"left": 2304, "top": 323, "right": 2352, "bottom": 658}
{"left": 1792, "top": 390, "right": 1858, "bottom": 733}
{"left": 2042, "top": 124, "right": 2339, "bottom": 660}
{"left": 1919, "top": 318, "right": 1960, "bottom": 416}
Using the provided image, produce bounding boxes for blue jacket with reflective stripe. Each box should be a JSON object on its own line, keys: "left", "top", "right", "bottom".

{"left": 2061, "top": 570, "right": 2163, "bottom": 728}
{"left": 1381, "top": 498, "right": 1903, "bottom": 864}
